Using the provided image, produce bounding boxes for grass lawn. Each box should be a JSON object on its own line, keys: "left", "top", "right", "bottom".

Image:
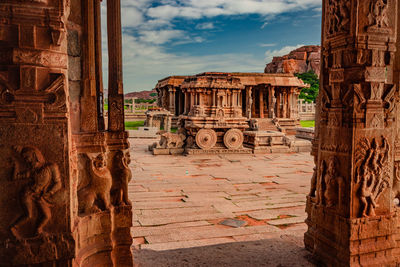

{"left": 300, "top": 120, "right": 315, "bottom": 127}
{"left": 125, "top": 120, "right": 145, "bottom": 130}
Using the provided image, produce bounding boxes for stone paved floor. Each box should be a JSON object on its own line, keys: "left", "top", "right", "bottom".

{"left": 129, "top": 138, "right": 315, "bottom": 266}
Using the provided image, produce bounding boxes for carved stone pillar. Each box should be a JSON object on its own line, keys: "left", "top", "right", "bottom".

{"left": 80, "top": 0, "right": 98, "bottom": 133}
{"left": 95, "top": 0, "right": 105, "bottom": 131}
{"left": 247, "top": 86, "right": 253, "bottom": 118}
{"left": 259, "top": 88, "right": 264, "bottom": 118}
{"left": 269, "top": 87, "right": 275, "bottom": 118}
{"left": 107, "top": 0, "right": 125, "bottom": 132}
{"left": 169, "top": 87, "right": 176, "bottom": 114}
{"left": 251, "top": 88, "right": 256, "bottom": 117}
{"left": 0, "top": 0, "right": 75, "bottom": 265}
{"left": 276, "top": 92, "right": 281, "bottom": 118}
{"left": 282, "top": 91, "right": 287, "bottom": 118}
{"left": 305, "top": 1, "right": 399, "bottom": 266}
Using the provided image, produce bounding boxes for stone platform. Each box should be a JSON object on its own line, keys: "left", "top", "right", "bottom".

{"left": 185, "top": 148, "right": 253, "bottom": 155}
{"left": 244, "top": 130, "right": 312, "bottom": 154}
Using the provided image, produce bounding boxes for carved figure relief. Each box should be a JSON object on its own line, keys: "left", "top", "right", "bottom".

{"left": 355, "top": 136, "right": 390, "bottom": 217}
{"left": 326, "top": 0, "right": 351, "bottom": 35}
{"left": 10, "top": 147, "right": 62, "bottom": 239}
{"left": 368, "top": 0, "right": 389, "bottom": 29}
{"left": 111, "top": 150, "right": 132, "bottom": 206}
{"left": 78, "top": 153, "right": 112, "bottom": 215}
{"left": 217, "top": 108, "right": 225, "bottom": 118}
{"left": 317, "top": 156, "right": 344, "bottom": 209}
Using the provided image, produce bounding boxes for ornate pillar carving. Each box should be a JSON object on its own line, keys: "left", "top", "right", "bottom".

{"left": 306, "top": 0, "right": 399, "bottom": 266}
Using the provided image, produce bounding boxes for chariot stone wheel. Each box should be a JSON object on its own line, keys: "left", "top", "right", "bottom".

{"left": 223, "top": 129, "right": 244, "bottom": 149}
{"left": 195, "top": 129, "right": 217, "bottom": 150}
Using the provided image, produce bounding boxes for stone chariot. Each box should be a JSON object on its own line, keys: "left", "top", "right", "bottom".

{"left": 179, "top": 73, "right": 249, "bottom": 150}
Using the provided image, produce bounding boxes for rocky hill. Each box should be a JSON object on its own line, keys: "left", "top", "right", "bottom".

{"left": 264, "top": 45, "right": 321, "bottom": 77}
{"left": 125, "top": 89, "right": 157, "bottom": 99}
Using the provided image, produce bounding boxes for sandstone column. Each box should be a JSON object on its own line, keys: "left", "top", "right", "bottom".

{"left": 169, "top": 87, "right": 176, "bottom": 114}
{"left": 259, "top": 88, "right": 264, "bottom": 118}
{"left": 95, "top": 0, "right": 105, "bottom": 130}
{"left": 80, "top": 0, "right": 98, "bottom": 132}
{"left": 247, "top": 87, "right": 253, "bottom": 118}
{"left": 305, "top": 1, "right": 399, "bottom": 266}
{"left": 107, "top": 0, "right": 125, "bottom": 132}
{"left": 269, "top": 86, "right": 275, "bottom": 118}
{"left": 282, "top": 91, "right": 287, "bottom": 118}
{"left": 276, "top": 92, "right": 281, "bottom": 118}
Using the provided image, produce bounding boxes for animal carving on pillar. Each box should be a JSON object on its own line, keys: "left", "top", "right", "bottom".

{"left": 10, "top": 147, "right": 62, "bottom": 239}
{"left": 78, "top": 153, "right": 112, "bottom": 215}
{"left": 355, "top": 136, "right": 390, "bottom": 217}
{"left": 368, "top": 0, "right": 389, "bottom": 29}
{"left": 111, "top": 150, "right": 132, "bottom": 206}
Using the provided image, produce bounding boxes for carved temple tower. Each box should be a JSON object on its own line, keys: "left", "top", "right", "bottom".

{"left": 0, "top": 0, "right": 133, "bottom": 266}
{"left": 305, "top": 0, "right": 400, "bottom": 266}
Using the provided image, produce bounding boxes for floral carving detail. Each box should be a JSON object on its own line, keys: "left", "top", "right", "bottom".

{"left": 355, "top": 136, "right": 390, "bottom": 217}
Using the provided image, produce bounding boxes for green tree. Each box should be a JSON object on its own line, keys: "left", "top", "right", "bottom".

{"left": 150, "top": 92, "right": 157, "bottom": 97}
{"left": 295, "top": 71, "right": 319, "bottom": 103}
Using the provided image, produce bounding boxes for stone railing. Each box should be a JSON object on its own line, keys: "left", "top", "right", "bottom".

{"left": 298, "top": 99, "right": 316, "bottom": 121}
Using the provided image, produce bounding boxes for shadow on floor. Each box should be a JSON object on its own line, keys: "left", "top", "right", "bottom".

{"left": 133, "top": 234, "right": 315, "bottom": 267}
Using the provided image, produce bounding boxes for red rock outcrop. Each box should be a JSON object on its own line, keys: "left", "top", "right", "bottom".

{"left": 264, "top": 45, "right": 321, "bottom": 77}
{"left": 125, "top": 89, "right": 157, "bottom": 100}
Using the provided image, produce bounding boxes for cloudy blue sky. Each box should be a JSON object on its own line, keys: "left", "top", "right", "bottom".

{"left": 102, "top": 0, "right": 322, "bottom": 93}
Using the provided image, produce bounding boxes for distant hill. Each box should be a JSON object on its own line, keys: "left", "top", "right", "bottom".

{"left": 264, "top": 45, "right": 321, "bottom": 77}
{"left": 125, "top": 89, "right": 157, "bottom": 99}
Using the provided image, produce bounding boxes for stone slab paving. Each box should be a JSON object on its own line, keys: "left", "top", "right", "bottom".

{"left": 129, "top": 139, "right": 315, "bottom": 266}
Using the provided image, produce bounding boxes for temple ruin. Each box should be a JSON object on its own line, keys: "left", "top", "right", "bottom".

{"left": 153, "top": 72, "right": 310, "bottom": 154}
{"left": 156, "top": 72, "right": 306, "bottom": 133}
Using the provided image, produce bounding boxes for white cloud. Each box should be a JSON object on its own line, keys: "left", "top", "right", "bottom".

{"left": 139, "top": 29, "right": 185, "bottom": 44}
{"left": 259, "top": 43, "right": 277, "bottom": 47}
{"left": 146, "top": 0, "right": 322, "bottom": 21}
{"left": 264, "top": 44, "right": 305, "bottom": 62}
{"left": 196, "top": 22, "right": 215, "bottom": 30}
